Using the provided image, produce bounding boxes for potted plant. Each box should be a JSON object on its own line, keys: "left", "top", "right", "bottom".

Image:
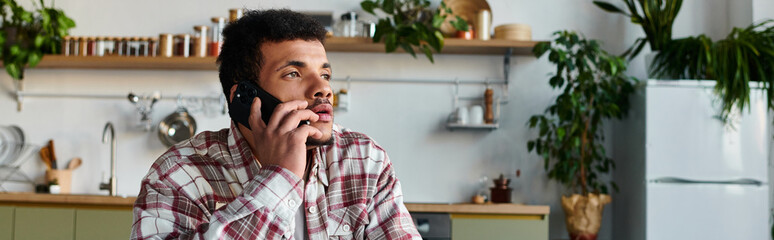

{"left": 592, "top": 0, "right": 683, "bottom": 60}
{"left": 528, "top": 31, "right": 636, "bottom": 240}
{"left": 649, "top": 21, "right": 774, "bottom": 122}
{"left": 0, "top": 0, "right": 75, "bottom": 81}
{"left": 360, "top": 0, "right": 467, "bottom": 63}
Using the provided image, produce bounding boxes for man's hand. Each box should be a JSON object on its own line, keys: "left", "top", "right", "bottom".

{"left": 248, "top": 97, "right": 323, "bottom": 178}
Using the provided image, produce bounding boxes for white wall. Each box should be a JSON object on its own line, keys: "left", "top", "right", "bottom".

{"left": 0, "top": 0, "right": 743, "bottom": 239}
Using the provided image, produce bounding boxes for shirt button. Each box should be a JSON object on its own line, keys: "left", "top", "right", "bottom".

{"left": 342, "top": 224, "right": 351, "bottom": 232}
{"left": 287, "top": 200, "right": 296, "bottom": 208}
{"left": 308, "top": 206, "right": 317, "bottom": 213}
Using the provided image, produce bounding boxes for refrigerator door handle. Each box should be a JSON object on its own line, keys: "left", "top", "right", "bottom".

{"left": 650, "top": 177, "right": 763, "bottom": 186}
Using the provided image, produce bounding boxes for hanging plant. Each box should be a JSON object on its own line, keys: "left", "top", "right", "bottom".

{"left": 361, "top": 0, "right": 467, "bottom": 63}
{"left": 0, "top": 0, "right": 76, "bottom": 80}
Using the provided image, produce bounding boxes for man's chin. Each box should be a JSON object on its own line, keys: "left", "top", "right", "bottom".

{"left": 306, "top": 135, "right": 334, "bottom": 146}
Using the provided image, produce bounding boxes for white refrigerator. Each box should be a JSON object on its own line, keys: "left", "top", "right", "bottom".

{"left": 612, "top": 80, "right": 770, "bottom": 240}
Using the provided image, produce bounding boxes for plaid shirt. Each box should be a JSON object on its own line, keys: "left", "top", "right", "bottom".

{"left": 131, "top": 123, "right": 420, "bottom": 240}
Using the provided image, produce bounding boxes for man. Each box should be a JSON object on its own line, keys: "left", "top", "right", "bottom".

{"left": 131, "top": 9, "right": 420, "bottom": 240}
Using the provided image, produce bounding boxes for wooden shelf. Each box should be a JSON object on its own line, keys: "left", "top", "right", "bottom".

{"left": 447, "top": 123, "right": 499, "bottom": 130}
{"left": 33, "top": 37, "right": 540, "bottom": 71}
{"left": 324, "top": 37, "right": 541, "bottom": 55}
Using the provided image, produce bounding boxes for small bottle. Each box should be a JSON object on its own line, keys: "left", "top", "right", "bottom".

{"left": 192, "top": 25, "right": 209, "bottom": 58}
{"left": 484, "top": 88, "right": 494, "bottom": 123}
{"left": 229, "top": 9, "right": 243, "bottom": 23}
{"left": 210, "top": 17, "right": 226, "bottom": 56}
{"left": 159, "top": 34, "right": 174, "bottom": 57}
{"left": 78, "top": 36, "right": 88, "bottom": 56}
{"left": 175, "top": 34, "right": 191, "bottom": 57}
{"left": 61, "top": 36, "right": 71, "bottom": 56}
{"left": 334, "top": 12, "right": 361, "bottom": 37}
{"left": 337, "top": 89, "right": 349, "bottom": 110}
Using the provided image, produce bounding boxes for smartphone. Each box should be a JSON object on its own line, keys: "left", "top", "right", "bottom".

{"left": 228, "top": 81, "right": 309, "bottom": 130}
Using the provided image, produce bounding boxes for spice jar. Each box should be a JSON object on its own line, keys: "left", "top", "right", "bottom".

{"left": 61, "top": 36, "right": 72, "bottom": 56}
{"left": 192, "top": 25, "right": 209, "bottom": 58}
{"left": 86, "top": 36, "right": 97, "bottom": 56}
{"left": 229, "top": 9, "right": 243, "bottom": 23}
{"left": 121, "top": 37, "right": 131, "bottom": 56}
{"left": 148, "top": 37, "right": 158, "bottom": 57}
{"left": 159, "top": 34, "right": 174, "bottom": 57}
{"left": 139, "top": 37, "right": 151, "bottom": 56}
{"left": 78, "top": 36, "right": 88, "bottom": 56}
{"left": 175, "top": 34, "right": 191, "bottom": 57}
{"left": 210, "top": 17, "right": 226, "bottom": 56}
{"left": 96, "top": 36, "right": 107, "bottom": 56}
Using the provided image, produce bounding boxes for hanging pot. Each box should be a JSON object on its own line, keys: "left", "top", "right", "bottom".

{"left": 158, "top": 107, "right": 197, "bottom": 147}
{"left": 561, "top": 193, "right": 611, "bottom": 240}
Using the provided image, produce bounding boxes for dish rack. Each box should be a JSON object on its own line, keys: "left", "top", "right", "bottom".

{"left": 0, "top": 142, "right": 39, "bottom": 191}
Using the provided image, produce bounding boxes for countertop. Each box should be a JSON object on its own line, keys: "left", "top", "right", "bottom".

{"left": 0, "top": 193, "right": 550, "bottom": 215}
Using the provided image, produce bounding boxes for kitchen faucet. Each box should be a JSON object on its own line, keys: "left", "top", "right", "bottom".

{"left": 100, "top": 122, "right": 117, "bottom": 196}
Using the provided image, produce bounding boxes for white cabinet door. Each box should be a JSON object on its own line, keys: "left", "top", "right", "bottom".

{"left": 645, "top": 82, "right": 768, "bottom": 181}
{"left": 646, "top": 183, "right": 768, "bottom": 240}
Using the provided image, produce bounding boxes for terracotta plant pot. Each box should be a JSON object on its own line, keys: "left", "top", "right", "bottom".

{"left": 561, "top": 193, "right": 611, "bottom": 240}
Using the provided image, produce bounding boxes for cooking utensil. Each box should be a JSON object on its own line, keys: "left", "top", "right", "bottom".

{"left": 48, "top": 140, "right": 58, "bottom": 169}
{"left": 439, "top": 0, "right": 492, "bottom": 36}
{"left": 67, "top": 157, "right": 82, "bottom": 170}
{"left": 158, "top": 106, "right": 197, "bottom": 147}
{"left": 39, "top": 146, "right": 52, "bottom": 170}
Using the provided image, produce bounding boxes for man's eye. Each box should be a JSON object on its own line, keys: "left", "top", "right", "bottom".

{"left": 322, "top": 74, "right": 331, "bottom": 80}
{"left": 286, "top": 72, "right": 300, "bottom": 78}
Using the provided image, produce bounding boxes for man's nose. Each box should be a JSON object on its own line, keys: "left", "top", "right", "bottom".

{"left": 309, "top": 76, "right": 332, "bottom": 99}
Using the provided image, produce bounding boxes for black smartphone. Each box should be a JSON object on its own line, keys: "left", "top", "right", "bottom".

{"left": 228, "top": 81, "right": 309, "bottom": 130}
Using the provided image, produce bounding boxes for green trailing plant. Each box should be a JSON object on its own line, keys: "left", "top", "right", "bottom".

{"left": 651, "top": 20, "right": 774, "bottom": 122}
{"left": 0, "top": 0, "right": 75, "bottom": 80}
{"left": 360, "top": 0, "right": 467, "bottom": 63}
{"left": 593, "top": 0, "right": 683, "bottom": 59}
{"left": 528, "top": 31, "right": 636, "bottom": 195}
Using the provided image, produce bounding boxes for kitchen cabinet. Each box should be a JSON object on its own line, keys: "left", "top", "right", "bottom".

{"left": 14, "top": 207, "right": 75, "bottom": 240}
{"left": 451, "top": 214, "right": 549, "bottom": 239}
{"left": 0, "top": 206, "right": 13, "bottom": 240}
{"left": 75, "top": 209, "right": 133, "bottom": 239}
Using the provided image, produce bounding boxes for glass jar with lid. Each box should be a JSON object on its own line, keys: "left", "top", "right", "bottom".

{"left": 334, "top": 12, "right": 362, "bottom": 37}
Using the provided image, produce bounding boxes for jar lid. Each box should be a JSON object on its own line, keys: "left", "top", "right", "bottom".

{"left": 211, "top": 17, "right": 226, "bottom": 23}
{"left": 340, "top": 12, "right": 357, "bottom": 20}
{"left": 193, "top": 25, "right": 209, "bottom": 31}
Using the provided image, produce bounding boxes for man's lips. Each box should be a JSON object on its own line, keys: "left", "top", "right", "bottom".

{"left": 309, "top": 104, "right": 333, "bottom": 122}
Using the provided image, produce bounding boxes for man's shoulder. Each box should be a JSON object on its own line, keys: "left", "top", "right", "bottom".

{"left": 333, "top": 124, "right": 385, "bottom": 152}
{"left": 330, "top": 124, "right": 389, "bottom": 166}
{"left": 146, "top": 128, "right": 231, "bottom": 179}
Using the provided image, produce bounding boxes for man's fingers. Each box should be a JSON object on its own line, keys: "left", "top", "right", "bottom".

{"left": 278, "top": 109, "right": 320, "bottom": 133}
{"left": 267, "top": 100, "right": 309, "bottom": 130}
{"left": 248, "top": 97, "right": 266, "bottom": 130}
{"left": 290, "top": 125, "right": 324, "bottom": 143}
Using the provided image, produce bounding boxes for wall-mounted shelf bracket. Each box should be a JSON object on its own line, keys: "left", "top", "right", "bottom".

{"left": 503, "top": 48, "right": 513, "bottom": 87}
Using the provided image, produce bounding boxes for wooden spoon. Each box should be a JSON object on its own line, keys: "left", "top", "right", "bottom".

{"left": 39, "top": 146, "right": 51, "bottom": 170}
{"left": 67, "top": 157, "right": 82, "bottom": 170}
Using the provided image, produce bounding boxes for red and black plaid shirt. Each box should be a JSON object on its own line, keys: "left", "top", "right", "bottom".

{"left": 131, "top": 123, "right": 420, "bottom": 239}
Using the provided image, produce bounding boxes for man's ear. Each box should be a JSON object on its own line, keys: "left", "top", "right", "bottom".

{"left": 228, "top": 84, "right": 238, "bottom": 103}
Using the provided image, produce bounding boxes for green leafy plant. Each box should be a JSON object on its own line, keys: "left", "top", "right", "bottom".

{"left": 650, "top": 20, "right": 774, "bottom": 122}
{"left": 528, "top": 31, "right": 636, "bottom": 195}
{"left": 593, "top": 0, "right": 683, "bottom": 59}
{"left": 361, "top": 0, "right": 467, "bottom": 63}
{"left": 0, "top": 0, "right": 75, "bottom": 80}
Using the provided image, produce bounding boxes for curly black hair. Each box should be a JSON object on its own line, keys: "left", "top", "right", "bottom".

{"left": 216, "top": 9, "right": 327, "bottom": 101}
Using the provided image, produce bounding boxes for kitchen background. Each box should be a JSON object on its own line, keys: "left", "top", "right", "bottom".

{"left": 0, "top": 0, "right": 772, "bottom": 239}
